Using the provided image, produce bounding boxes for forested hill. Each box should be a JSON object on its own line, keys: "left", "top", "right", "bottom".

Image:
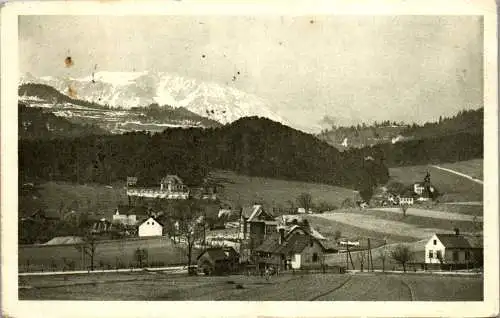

{"left": 399, "top": 108, "right": 483, "bottom": 138}
{"left": 345, "top": 131, "right": 482, "bottom": 168}
{"left": 317, "top": 107, "right": 483, "bottom": 149}
{"left": 19, "top": 103, "right": 108, "bottom": 139}
{"left": 19, "top": 116, "right": 389, "bottom": 190}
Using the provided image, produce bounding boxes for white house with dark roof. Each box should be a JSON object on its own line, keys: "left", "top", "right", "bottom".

{"left": 425, "top": 231, "right": 483, "bottom": 265}
{"left": 138, "top": 217, "right": 164, "bottom": 237}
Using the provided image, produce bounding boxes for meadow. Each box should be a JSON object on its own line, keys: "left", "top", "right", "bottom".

{"left": 208, "top": 170, "right": 355, "bottom": 210}
{"left": 19, "top": 271, "right": 483, "bottom": 301}
{"left": 21, "top": 170, "right": 356, "bottom": 220}
{"left": 19, "top": 236, "right": 190, "bottom": 272}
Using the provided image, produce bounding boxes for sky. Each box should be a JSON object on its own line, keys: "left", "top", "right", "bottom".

{"left": 19, "top": 15, "right": 483, "bottom": 131}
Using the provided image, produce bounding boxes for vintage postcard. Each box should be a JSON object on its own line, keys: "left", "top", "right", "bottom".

{"left": 1, "top": 0, "right": 498, "bottom": 317}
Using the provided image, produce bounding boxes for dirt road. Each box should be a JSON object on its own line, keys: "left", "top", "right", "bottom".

{"left": 431, "top": 165, "right": 484, "bottom": 185}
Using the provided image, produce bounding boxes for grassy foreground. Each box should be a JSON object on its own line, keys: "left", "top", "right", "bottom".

{"left": 19, "top": 271, "right": 483, "bottom": 301}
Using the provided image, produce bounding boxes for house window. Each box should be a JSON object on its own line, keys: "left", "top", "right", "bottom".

{"left": 312, "top": 253, "right": 318, "bottom": 262}
{"left": 433, "top": 240, "right": 437, "bottom": 245}
{"left": 436, "top": 251, "right": 442, "bottom": 260}
{"left": 310, "top": 240, "right": 314, "bottom": 247}
{"left": 452, "top": 251, "right": 459, "bottom": 261}
{"left": 428, "top": 250, "right": 433, "bottom": 259}
{"left": 465, "top": 251, "right": 470, "bottom": 260}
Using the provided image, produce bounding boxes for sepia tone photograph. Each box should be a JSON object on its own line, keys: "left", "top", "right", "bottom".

{"left": 2, "top": 1, "right": 499, "bottom": 317}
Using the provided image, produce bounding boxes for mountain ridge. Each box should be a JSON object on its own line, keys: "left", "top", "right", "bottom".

{"left": 20, "top": 71, "right": 290, "bottom": 127}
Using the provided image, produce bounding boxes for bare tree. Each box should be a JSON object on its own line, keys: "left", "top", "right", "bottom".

{"left": 75, "top": 233, "right": 99, "bottom": 271}
{"left": 178, "top": 215, "right": 203, "bottom": 266}
{"left": 400, "top": 204, "right": 409, "bottom": 217}
{"left": 390, "top": 244, "right": 412, "bottom": 273}
{"left": 334, "top": 230, "right": 342, "bottom": 241}
{"left": 297, "top": 193, "right": 313, "bottom": 212}
{"left": 134, "top": 248, "right": 148, "bottom": 268}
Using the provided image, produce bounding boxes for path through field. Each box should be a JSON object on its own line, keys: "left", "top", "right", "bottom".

{"left": 371, "top": 207, "right": 482, "bottom": 222}
{"left": 431, "top": 165, "right": 484, "bottom": 185}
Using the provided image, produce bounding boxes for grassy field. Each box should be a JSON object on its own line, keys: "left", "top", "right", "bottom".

{"left": 388, "top": 162, "right": 483, "bottom": 202}
{"left": 24, "top": 160, "right": 482, "bottom": 219}
{"left": 208, "top": 170, "right": 355, "bottom": 210}
{"left": 21, "top": 181, "right": 128, "bottom": 218}
{"left": 18, "top": 271, "right": 483, "bottom": 301}
{"left": 309, "top": 208, "right": 480, "bottom": 241}
{"left": 436, "top": 159, "right": 483, "bottom": 180}
{"left": 22, "top": 171, "right": 355, "bottom": 219}
{"left": 19, "top": 237, "right": 190, "bottom": 272}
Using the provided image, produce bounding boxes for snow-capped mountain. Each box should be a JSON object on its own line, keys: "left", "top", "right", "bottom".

{"left": 20, "top": 71, "right": 289, "bottom": 126}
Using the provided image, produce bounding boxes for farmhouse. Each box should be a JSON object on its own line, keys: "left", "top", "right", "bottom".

{"left": 196, "top": 246, "right": 239, "bottom": 275}
{"left": 138, "top": 217, "right": 164, "bottom": 237}
{"left": 425, "top": 231, "right": 483, "bottom": 267}
{"left": 254, "top": 226, "right": 329, "bottom": 270}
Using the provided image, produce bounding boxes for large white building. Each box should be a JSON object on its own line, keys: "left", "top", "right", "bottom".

{"left": 126, "top": 175, "right": 190, "bottom": 199}
{"left": 138, "top": 217, "right": 164, "bottom": 237}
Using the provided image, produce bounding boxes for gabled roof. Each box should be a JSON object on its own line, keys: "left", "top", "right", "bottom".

{"left": 255, "top": 231, "right": 326, "bottom": 255}
{"left": 286, "top": 224, "right": 326, "bottom": 240}
{"left": 255, "top": 234, "right": 281, "bottom": 253}
{"left": 466, "top": 236, "right": 483, "bottom": 248}
{"left": 197, "top": 247, "right": 238, "bottom": 261}
{"left": 241, "top": 205, "right": 273, "bottom": 222}
{"left": 139, "top": 216, "right": 164, "bottom": 227}
{"left": 435, "top": 234, "right": 472, "bottom": 249}
{"left": 161, "top": 175, "right": 183, "bottom": 184}
{"left": 277, "top": 233, "right": 320, "bottom": 254}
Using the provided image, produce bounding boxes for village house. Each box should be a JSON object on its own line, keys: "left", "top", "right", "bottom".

{"left": 112, "top": 209, "right": 138, "bottom": 226}
{"left": 240, "top": 204, "right": 277, "bottom": 248}
{"left": 297, "top": 207, "right": 313, "bottom": 214}
{"left": 196, "top": 246, "right": 240, "bottom": 275}
{"left": 413, "top": 183, "right": 425, "bottom": 196}
{"left": 425, "top": 230, "right": 483, "bottom": 269}
{"left": 138, "top": 217, "right": 164, "bottom": 237}
{"left": 91, "top": 218, "right": 114, "bottom": 234}
{"left": 254, "top": 225, "right": 330, "bottom": 271}
{"left": 238, "top": 204, "right": 277, "bottom": 263}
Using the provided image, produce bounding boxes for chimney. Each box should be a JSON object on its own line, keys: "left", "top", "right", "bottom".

{"left": 279, "top": 228, "right": 285, "bottom": 245}
{"left": 454, "top": 227, "right": 460, "bottom": 236}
